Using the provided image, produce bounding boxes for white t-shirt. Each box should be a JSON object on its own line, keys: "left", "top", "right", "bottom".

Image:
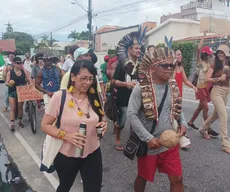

{"left": 24, "top": 59, "right": 33, "bottom": 73}
{"left": 62, "top": 58, "right": 74, "bottom": 72}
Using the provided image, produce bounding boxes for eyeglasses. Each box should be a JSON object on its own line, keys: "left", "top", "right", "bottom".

{"left": 77, "top": 75, "right": 96, "bottom": 83}
{"left": 156, "top": 64, "right": 175, "bottom": 69}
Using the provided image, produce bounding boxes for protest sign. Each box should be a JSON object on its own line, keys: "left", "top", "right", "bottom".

{"left": 16, "top": 85, "right": 43, "bottom": 102}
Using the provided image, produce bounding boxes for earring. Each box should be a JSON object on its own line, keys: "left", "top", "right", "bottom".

{"left": 89, "top": 87, "right": 95, "bottom": 94}
{"left": 68, "top": 81, "right": 75, "bottom": 93}
{"left": 94, "top": 100, "right": 100, "bottom": 107}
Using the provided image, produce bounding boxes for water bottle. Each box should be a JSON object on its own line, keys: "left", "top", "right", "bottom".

{"left": 96, "top": 126, "right": 103, "bottom": 139}
{"left": 75, "top": 123, "right": 87, "bottom": 157}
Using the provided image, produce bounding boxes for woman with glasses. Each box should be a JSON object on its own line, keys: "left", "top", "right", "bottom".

{"left": 41, "top": 60, "right": 107, "bottom": 192}
{"left": 5, "top": 57, "right": 32, "bottom": 132}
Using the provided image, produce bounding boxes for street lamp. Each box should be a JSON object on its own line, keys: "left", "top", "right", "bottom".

{"left": 71, "top": 0, "right": 87, "bottom": 12}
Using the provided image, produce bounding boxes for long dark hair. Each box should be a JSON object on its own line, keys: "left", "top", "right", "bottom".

{"left": 68, "top": 60, "right": 103, "bottom": 121}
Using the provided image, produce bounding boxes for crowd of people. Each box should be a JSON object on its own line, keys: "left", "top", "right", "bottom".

{"left": 1, "top": 26, "right": 230, "bottom": 192}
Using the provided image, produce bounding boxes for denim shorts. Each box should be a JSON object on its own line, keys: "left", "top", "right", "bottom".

{"left": 117, "top": 106, "right": 127, "bottom": 129}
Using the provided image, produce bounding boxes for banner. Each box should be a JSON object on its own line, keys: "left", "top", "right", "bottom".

{"left": 200, "top": 17, "right": 230, "bottom": 35}
{"left": 16, "top": 85, "right": 43, "bottom": 102}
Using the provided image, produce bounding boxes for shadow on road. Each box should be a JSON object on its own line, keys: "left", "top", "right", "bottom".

{"left": 0, "top": 134, "right": 33, "bottom": 192}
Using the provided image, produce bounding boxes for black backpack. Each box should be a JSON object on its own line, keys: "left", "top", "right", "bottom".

{"left": 104, "top": 85, "right": 118, "bottom": 121}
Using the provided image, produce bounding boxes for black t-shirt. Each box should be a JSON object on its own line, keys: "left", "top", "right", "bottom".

{"left": 113, "top": 63, "right": 133, "bottom": 107}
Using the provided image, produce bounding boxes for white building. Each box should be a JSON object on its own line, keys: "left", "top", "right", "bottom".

{"left": 95, "top": 22, "right": 156, "bottom": 52}
{"left": 161, "top": 0, "right": 230, "bottom": 23}
{"left": 146, "top": 18, "right": 203, "bottom": 46}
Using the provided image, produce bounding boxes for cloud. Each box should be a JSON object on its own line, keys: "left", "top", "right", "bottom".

{"left": 0, "top": 0, "right": 190, "bottom": 41}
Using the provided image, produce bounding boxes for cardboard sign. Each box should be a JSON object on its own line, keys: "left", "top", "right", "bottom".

{"left": 16, "top": 85, "right": 43, "bottom": 102}
{"left": 200, "top": 17, "right": 230, "bottom": 35}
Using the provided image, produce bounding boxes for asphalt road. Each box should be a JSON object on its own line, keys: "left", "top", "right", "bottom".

{"left": 1, "top": 83, "right": 230, "bottom": 192}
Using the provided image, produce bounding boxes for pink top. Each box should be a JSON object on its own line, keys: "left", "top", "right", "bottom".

{"left": 45, "top": 91, "right": 100, "bottom": 158}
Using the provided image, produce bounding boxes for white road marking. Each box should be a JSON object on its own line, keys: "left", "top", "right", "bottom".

{"left": 0, "top": 111, "right": 59, "bottom": 190}
{"left": 183, "top": 98, "right": 230, "bottom": 109}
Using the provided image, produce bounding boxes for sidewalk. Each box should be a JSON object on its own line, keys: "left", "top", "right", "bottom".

{"left": 0, "top": 112, "right": 55, "bottom": 192}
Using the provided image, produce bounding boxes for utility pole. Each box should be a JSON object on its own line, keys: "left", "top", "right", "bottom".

{"left": 87, "top": 0, "right": 93, "bottom": 48}
{"left": 50, "top": 32, "right": 53, "bottom": 55}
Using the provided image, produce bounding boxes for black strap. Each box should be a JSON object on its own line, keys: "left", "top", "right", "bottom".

{"left": 56, "top": 89, "right": 66, "bottom": 129}
{"left": 150, "top": 84, "right": 168, "bottom": 134}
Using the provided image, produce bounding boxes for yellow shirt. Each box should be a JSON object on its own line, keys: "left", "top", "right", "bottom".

{"left": 60, "top": 72, "right": 70, "bottom": 89}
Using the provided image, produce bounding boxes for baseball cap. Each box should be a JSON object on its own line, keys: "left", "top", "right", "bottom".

{"left": 74, "top": 47, "right": 90, "bottom": 60}
{"left": 201, "top": 46, "right": 213, "bottom": 55}
{"left": 13, "top": 57, "right": 22, "bottom": 64}
{"left": 104, "top": 55, "right": 110, "bottom": 62}
{"left": 8, "top": 50, "right": 16, "bottom": 55}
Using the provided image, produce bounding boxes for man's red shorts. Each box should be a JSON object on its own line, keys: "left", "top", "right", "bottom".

{"left": 137, "top": 146, "right": 182, "bottom": 182}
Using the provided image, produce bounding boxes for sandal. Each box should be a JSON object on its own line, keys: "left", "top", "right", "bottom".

{"left": 199, "top": 130, "right": 211, "bottom": 139}
{"left": 188, "top": 123, "right": 198, "bottom": 130}
{"left": 115, "top": 144, "right": 124, "bottom": 151}
{"left": 10, "top": 125, "right": 15, "bottom": 133}
{"left": 3, "top": 106, "right": 8, "bottom": 112}
{"left": 18, "top": 122, "right": 24, "bottom": 128}
{"left": 222, "top": 148, "right": 230, "bottom": 154}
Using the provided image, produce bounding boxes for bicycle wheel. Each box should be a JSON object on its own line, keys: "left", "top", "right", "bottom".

{"left": 29, "top": 102, "right": 37, "bottom": 134}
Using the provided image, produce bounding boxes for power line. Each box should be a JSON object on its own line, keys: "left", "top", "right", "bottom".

{"left": 34, "top": 15, "right": 87, "bottom": 39}
{"left": 96, "top": 0, "right": 180, "bottom": 18}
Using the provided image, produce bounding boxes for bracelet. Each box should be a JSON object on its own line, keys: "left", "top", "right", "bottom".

{"left": 213, "top": 78, "right": 219, "bottom": 82}
{"left": 57, "top": 130, "right": 67, "bottom": 140}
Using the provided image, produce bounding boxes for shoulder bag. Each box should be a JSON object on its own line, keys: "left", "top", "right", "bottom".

{"left": 124, "top": 84, "right": 168, "bottom": 160}
{"left": 40, "top": 89, "right": 66, "bottom": 173}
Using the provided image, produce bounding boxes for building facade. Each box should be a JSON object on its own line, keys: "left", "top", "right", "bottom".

{"left": 94, "top": 22, "right": 156, "bottom": 52}
{"left": 160, "top": 0, "right": 230, "bottom": 23}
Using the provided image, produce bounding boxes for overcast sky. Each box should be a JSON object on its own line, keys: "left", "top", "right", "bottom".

{"left": 0, "top": 0, "right": 191, "bottom": 41}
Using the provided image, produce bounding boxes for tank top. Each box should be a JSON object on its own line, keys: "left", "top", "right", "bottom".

{"left": 9, "top": 68, "right": 26, "bottom": 93}
{"left": 42, "top": 66, "right": 60, "bottom": 92}
{"left": 175, "top": 72, "right": 183, "bottom": 97}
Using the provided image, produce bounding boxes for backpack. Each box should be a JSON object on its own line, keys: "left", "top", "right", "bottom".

{"left": 104, "top": 84, "right": 118, "bottom": 121}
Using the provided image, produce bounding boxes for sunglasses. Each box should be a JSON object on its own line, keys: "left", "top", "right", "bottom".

{"left": 156, "top": 64, "right": 175, "bottom": 69}
{"left": 38, "top": 57, "right": 53, "bottom": 61}
{"left": 15, "top": 61, "right": 23, "bottom": 65}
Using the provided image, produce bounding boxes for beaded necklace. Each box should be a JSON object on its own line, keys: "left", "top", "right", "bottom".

{"left": 72, "top": 96, "right": 90, "bottom": 118}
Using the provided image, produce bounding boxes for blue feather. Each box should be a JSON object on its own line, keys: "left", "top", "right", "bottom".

{"left": 139, "top": 26, "right": 148, "bottom": 44}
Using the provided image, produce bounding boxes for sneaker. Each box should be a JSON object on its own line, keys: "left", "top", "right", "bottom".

{"left": 10, "top": 125, "right": 15, "bottom": 133}
{"left": 208, "top": 129, "right": 219, "bottom": 138}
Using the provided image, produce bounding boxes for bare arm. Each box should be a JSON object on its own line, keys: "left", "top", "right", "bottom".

{"left": 225, "top": 35, "right": 230, "bottom": 46}
{"left": 5, "top": 71, "right": 11, "bottom": 86}
{"left": 205, "top": 67, "right": 226, "bottom": 83}
{"left": 182, "top": 67, "right": 197, "bottom": 90}
{"left": 35, "top": 70, "right": 49, "bottom": 94}
{"left": 25, "top": 71, "right": 33, "bottom": 85}
{"left": 197, "top": 31, "right": 206, "bottom": 64}
{"left": 112, "top": 79, "right": 128, "bottom": 88}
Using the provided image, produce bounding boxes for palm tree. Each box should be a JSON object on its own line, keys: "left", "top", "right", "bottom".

{"left": 41, "top": 35, "right": 49, "bottom": 45}
{"left": 68, "top": 30, "right": 79, "bottom": 40}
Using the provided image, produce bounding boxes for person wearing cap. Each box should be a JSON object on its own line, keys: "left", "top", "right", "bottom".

{"left": 100, "top": 55, "right": 110, "bottom": 84}
{"left": 200, "top": 42, "right": 230, "bottom": 154}
{"left": 5, "top": 57, "right": 32, "bottom": 132}
{"left": 61, "top": 45, "right": 79, "bottom": 73}
{"left": 60, "top": 47, "right": 106, "bottom": 102}
{"left": 188, "top": 31, "right": 219, "bottom": 139}
{"left": 35, "top": 56, "right": 62, "bottom": 109}
{"left": 2, "top": 50, "right": 16, "bottom": 112}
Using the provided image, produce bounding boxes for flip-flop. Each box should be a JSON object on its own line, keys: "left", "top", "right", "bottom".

{"left": 115, "top": 144, "right": 124, "bottom": 151}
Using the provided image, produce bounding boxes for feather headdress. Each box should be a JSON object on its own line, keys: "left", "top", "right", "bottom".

{"left": 116, "top": 24, "right": 148, "bottom": 76}
{"left": 138, "top": 45, "right": 181, "bottom": 122}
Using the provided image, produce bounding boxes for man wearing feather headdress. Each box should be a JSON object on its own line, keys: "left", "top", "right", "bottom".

{"left": 127, "top": 46, "right": 187, "bottom": 192}
{"left": 112, "top": 26, "right": 148, "bottom": 151}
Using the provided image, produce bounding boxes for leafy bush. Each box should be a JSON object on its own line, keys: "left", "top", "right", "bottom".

{"left": 172, "top": 42, "right": 196, "bottom": 76}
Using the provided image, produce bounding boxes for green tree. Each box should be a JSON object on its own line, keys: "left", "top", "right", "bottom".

{"left": 68, "top": 30, "right": 89, "bottom": 41}
{"left": 68, "top": 30, "right": 79, "bottom": 40}
{"left": 2, "top": 31, "right": 34, "bottom": 54}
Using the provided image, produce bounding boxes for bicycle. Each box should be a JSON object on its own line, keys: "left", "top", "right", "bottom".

{"left": 25, "top": 100, "right": 37, "bottom": 134}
